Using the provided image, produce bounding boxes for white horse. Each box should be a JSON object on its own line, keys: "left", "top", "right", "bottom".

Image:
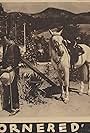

{"left": 49, "top": 29, "right": 90, "bottom": 103}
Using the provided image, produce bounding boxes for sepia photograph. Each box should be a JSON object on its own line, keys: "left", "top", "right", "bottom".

{"left": 0, "top": 2, "right": 90, "bottom": 121}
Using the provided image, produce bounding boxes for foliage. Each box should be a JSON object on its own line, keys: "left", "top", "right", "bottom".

{"left": 20, "top": 72, "right": 46, "bottom": 104}
{"left": 77, "top": 32, "right": 90, "bottom": 46}
{"left": 61, "top": 24, "right": 90, "bottom": 47}
{"left": 61, "top": 24, "right": 80, "bottom": 42}
{"left": 23, "top": 35, "right": 50, "bottom": 62}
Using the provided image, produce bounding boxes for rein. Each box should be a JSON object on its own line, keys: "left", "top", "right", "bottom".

{"left": 50, "top": 36, "right": 70, "bottom": 68}
{"left": 50, "top": 38, "right": 64, "bottom": 57}
{"left": 52, "top": 56, "right": 61, "bottom": 66}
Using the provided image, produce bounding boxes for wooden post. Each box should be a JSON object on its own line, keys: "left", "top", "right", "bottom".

{"left": 6, "top": 21, "right": 7, "bottom": 35}
{"left": 23, "top": 22, "right": 26, "bottom": 53}
{"left": 20, "top": 57, "right": 57, "bottom": 87}
{"left": 15, "top": 22, "right": 17, "bottom": 41}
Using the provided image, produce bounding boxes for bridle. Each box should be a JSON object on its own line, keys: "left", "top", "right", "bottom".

{"left": 50, "top": 36, "right": 64, "bottom": 57}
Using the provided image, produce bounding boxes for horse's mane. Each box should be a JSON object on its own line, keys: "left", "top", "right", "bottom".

{"left": 61, "top": 39, "right": 70, "bottom": 64}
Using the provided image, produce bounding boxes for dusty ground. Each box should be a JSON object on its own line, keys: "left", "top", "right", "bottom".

{"left": 0, "top": 63, "right": 90, "bottom": 120}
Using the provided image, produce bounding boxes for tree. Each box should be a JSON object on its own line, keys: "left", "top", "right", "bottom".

{"left": 61, "top": 24, "right": 80, "bottom": 43}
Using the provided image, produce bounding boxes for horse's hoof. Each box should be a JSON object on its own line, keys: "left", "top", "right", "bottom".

{"left": 87, "top": 91, "right": 90, "bottom": 96}
{"left": 61, "top": 93, "right": 65, "bottom": 99}
{"left": 60, "top": 96, "right": 65, "bottom": 102}
{"left": 55, "top": 96, "right": 61, "bottom": 100}
{"left": 64, "top": 98, "right": 69, "bottom": 104}
{"left": 79, "top": 91, "right": 83, "bottom": 96}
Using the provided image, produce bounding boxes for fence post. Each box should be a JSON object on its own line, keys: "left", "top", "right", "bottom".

{"left": 23, "top": 22, "right": 26, "bottom": 53}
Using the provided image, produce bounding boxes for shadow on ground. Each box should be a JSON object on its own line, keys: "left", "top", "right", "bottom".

{"left": 44, "top": 86, "right": 62, "bottom": 98}
{"left": 43, "top": 85, "right": 88, "bottom": 98}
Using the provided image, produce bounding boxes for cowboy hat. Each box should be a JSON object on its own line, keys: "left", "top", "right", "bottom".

{"left": 0, "top": 67, "right": 15, "bottom": 86}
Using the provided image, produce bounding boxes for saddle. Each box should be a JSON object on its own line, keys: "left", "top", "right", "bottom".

{"left": 63, "top": 40, "right": 85, "bottom": 66}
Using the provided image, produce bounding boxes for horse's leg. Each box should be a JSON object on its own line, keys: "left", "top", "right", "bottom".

{"left": 79, "top": 81, "right": 84, "bottom": 95}
{"left": 64, "top": 67, "right": 69, "bottom": 103}
{"left": 57, "top": 69, "right": 65, "bottom": 100}
{"left": 61, "top": 82, "right": 65, "bottom": 99}
{"left": 79, "top": 65, "right": 86, "bottom": 95}
{"left": 87, "top": 63, "right": 90, "bottom": 96}
{"left": 79, "top": 63, "right": 89, "bottom": 95}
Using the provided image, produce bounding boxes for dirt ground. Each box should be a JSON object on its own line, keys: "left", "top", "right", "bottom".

{"left": 0, "top": 63, "right": 90, "bottom": 120}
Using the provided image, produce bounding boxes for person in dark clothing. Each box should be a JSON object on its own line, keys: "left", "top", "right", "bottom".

{"left": 61, "top": 25, "right": 84, "bottom": 67}
{"left": 1, "top": 36, "right": 21, "bottom": 114}
{"left": 65, "top": 39, "right": 84, "bottom": 62}
{"left": 0, "top": 3, "right": 4, "bottom": 15}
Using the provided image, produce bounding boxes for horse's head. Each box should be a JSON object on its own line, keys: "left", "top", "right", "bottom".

{"left": 49, "top": 29, "right": 64, "bottom": 57}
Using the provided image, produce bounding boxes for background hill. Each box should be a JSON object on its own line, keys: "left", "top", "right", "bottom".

{"left": 6, "top": 8, "right": 90, "bottom": 39}
{"left": 0, "top": 6, "right": 90, "bottom": 62}
{"left": 0, "top": 7, "right": 90, "bottom": 45}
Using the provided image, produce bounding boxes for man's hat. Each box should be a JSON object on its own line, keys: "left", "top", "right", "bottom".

{"left": 9, "top": 40, "right": 15, "bottom": 45}
{"left": 0, "top": 67, "right": 15, "bottom": 86}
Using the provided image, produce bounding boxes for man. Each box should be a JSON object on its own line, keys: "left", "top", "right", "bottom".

{"left": 61, "top": 25, "right": 84, "bottom": 67}
{"left": 1, "top": 36, "right": 21, "bottom": 114}
{"left": 0, "top": 3, "right": 4, "bottom": 14}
